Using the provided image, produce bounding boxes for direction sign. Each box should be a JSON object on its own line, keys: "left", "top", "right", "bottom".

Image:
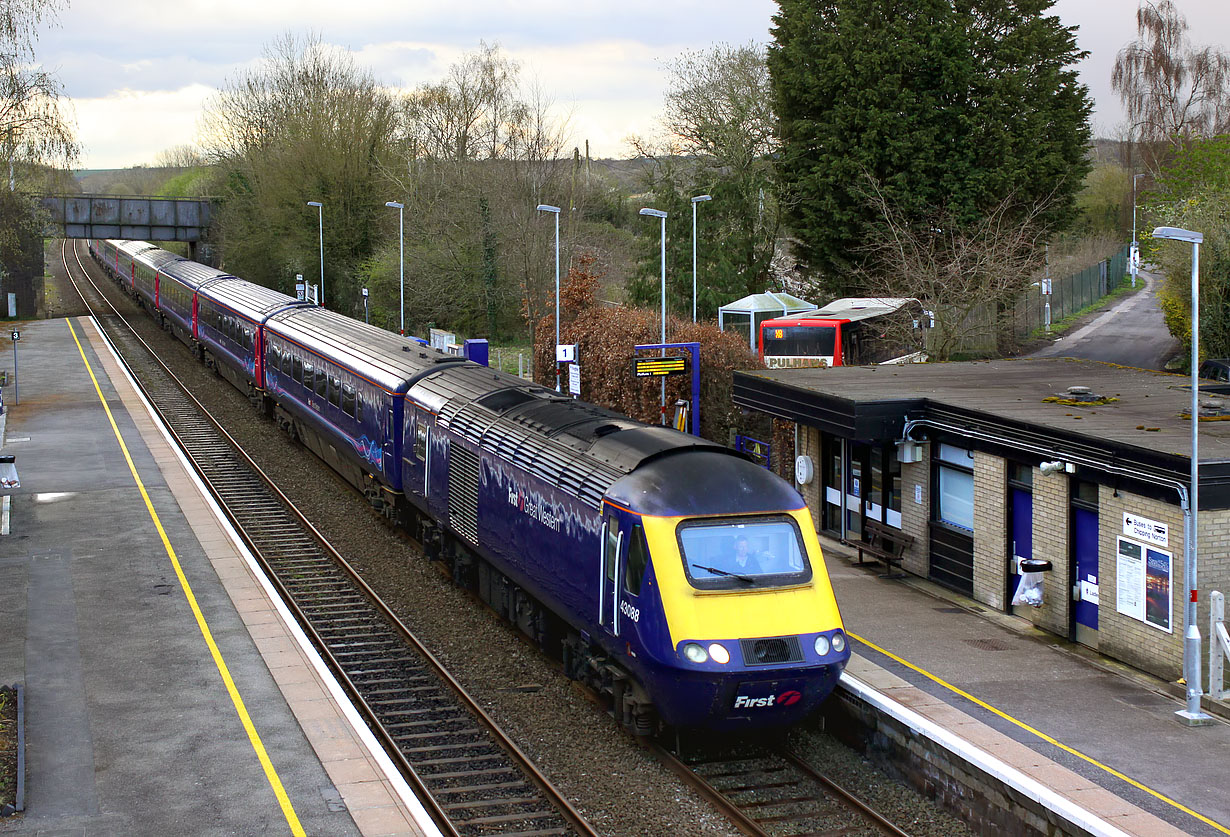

{"left": 633, "top": 356, "right": 687, "bottom": 378}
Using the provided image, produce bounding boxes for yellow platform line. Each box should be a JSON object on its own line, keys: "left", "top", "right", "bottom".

{"left": 69, "top": 318, "right": 306, "bottom": 837}
{"left": 849, "top": 630, "right": 1229, "bottom": 835}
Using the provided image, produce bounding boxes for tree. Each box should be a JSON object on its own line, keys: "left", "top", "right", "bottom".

{"left": 769, "top": 0, "right": 1092, "bottom": 292}
{"left": 1145, "top": 136, "right": 1230, "bottom": 363}
{"left": 1112, "top": 0, "right": 1230, "bottom": 165}
{"left": 200, "top": 33, "right": 399, "bottom": 317}
{"left": 628, "top": 44, "right": 781, "bottom": 319}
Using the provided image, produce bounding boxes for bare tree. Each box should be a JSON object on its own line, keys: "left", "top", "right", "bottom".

{"left": 1112, "top": 0, "right": 1230, "bottom": 167}
{"left": 853, "top": 179, "right": 1052, "bottom": 360}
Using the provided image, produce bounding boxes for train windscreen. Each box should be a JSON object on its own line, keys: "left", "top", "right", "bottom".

{"left": 678, "top": 516, "right": 812, "bottom": 590}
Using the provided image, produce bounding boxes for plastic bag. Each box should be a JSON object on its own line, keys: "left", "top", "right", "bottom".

{"left": 1011, "top": 571, "right": 1044, "bottom": 607}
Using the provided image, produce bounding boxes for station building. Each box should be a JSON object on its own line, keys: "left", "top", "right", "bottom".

{"left": 734, "top": 358, "right": 1230, "bottom": 682}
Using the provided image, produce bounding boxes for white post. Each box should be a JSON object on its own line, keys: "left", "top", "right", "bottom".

{"left": 536, "top": 205, "right": 562, "bottom": 391}
{"left": 1211, "top": 591, "right": 1226, "bottom": 700}
{"left": 691, "top": 194, "right": 710, "bottom": 323}
{"left": 308, "top": 201, "right": 324, "bottom": 306}
{"left": 385, "top": 201, "right": 405, "bottom": 335}
{"left": 640, "top": 207, "right": 669, "bottom": 420}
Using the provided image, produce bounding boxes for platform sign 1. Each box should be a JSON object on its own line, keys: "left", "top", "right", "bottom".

{"left": 633, "top": 355, "right": 687, "bottom": 378}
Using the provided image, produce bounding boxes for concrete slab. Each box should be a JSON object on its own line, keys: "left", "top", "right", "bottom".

{"left": 0, "top": 318, "right": 435, "bottom": 837}
{"left": 826, "top": 534, "right": 1230, "bottom": 837}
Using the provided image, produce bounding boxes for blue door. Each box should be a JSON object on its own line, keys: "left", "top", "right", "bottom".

{"left": 1073, "top": 506, "right": 1099, "bottom": 640}
{"left": 1009, "top": 487, "right": 1032, "bottom": 610}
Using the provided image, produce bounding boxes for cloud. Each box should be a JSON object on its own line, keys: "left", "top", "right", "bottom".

{"left": 72, "top": 85, "right": 216, "bottom": 169}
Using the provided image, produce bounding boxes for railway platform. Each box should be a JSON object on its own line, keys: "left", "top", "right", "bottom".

{"left": 0, "top": 317, "right": 439, "bottom": 837}
{"left": 824, "top": 534, "right": 1230, "bottom": 837}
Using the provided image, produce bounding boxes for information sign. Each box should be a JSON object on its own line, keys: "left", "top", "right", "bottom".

{"left": 568, "top": 363, "right": 580, "bottom": 396}
{"left": 1116, "top": 535, "right": 1173, "bottom": 633}
{"left": 1123, "top": 512, "right": 1168, "bottom": 547}
{"left": 633, "top": 356, "right": 687, "bottom": 378}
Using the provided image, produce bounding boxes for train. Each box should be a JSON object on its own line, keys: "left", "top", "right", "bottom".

{"left": 87, "top": 237, "right": 851, "bottom": 733}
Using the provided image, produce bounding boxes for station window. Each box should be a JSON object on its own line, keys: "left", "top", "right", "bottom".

{"left": 934, "top": 443, "right": 974, "bottom": 532}
{"left": 341, "top": 384, "right": 355, "bottom": 417}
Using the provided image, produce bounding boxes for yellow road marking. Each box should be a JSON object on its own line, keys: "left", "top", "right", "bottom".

{"left": 849, "top": 631, "right": 1230, "bottom": 835}
{"left": 68, "top": 318, "right": 306, "bottom": 837}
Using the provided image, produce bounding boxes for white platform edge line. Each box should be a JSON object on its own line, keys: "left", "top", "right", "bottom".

{"left": 839, "top": 672, "right": 1134, "bottom": 837}
{"left": 83, "top": 316, "right": 444, "bottom": 837}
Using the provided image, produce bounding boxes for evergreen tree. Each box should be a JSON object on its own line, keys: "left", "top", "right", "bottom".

{"left": 769, "top": 0, "right": 1092, "bottom": 292}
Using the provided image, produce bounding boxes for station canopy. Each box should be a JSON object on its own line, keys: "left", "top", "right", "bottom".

{"left": 718, "top": 291, "right": 815, "bottom": 351}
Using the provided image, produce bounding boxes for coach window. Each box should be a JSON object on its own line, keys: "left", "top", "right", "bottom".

{"left": 315, "top": 366, "right": 328, "bottom": 398}
{"left": 414, "top": 413, "right": 429, "bottom": 461}
{"left": 624, "top": 523, "right": 648, "bottom": 595}
{"left": 354, "top": 393, "right": 364, "bottom": 423}
{"left": 328, "top": 377, "right": 341, "bottom": 408}
{"left": 292, "top": 356, "right": 304, "bottom": 385}
{"left": 282, "top": 349, "right": 293, "bottom": 376}
{"left": 341, "top": 384, "right": 356, "bottom": 417}
{"left": 303, "top": 363, "right": 314, "bottom": 392}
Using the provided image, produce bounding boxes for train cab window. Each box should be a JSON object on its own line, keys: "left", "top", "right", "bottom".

{"left": 315, "top": 367, "right": 328, "bottom": 398}
{"left": 341, "top": 384, "right": 356, "bottom": 417}
{"left": 605, "top": 518, "right": 621, "bottom": 582}
{"left": 678, "top": 516, "right": 811, "bottom": 590}
{"left": 624, "top": 523, "right": 649, "bottom": 595}
{"left": 292, "top": 356, "right": 304, "bottom": 385}
{"left": 328, "top": 377, "right": 341, "bottom": 408}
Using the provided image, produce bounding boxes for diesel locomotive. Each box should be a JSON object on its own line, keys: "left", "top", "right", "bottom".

{"left": 88, "top": 238, "right": 851, "bottom": 733}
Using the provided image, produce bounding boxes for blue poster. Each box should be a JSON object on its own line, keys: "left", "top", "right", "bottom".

{"left": 1144, "top": 547, "right": 1172, "bottom": 633}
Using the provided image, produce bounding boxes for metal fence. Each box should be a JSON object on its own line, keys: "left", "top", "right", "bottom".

{"left": 937, "top": 244, "right": 1131, "bottom": 356}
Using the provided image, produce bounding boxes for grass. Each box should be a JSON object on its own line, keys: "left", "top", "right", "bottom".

{"left": 0, "top": 685, "right": 16, "bottom": 813}
{"left": 1028, "top": 277, "right": 1141, "bottom": 341}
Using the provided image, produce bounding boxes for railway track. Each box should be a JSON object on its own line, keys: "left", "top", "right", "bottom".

{"left": 653, "top": 741, "right": 913, "bottom": 837}
{"left": 62, "top": 241, "right": 598, "bottom": 837}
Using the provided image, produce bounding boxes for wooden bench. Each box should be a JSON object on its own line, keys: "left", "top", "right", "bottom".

{"left": 856, "top": 519, "right": 914, "bottom": 578}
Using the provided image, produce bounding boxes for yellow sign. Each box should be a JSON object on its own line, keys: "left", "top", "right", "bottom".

{"left": 633, "top": 356, "right": 688, "bottom": 378}
{"left": 774, "top": 329, "right": 783, "bottom": 339}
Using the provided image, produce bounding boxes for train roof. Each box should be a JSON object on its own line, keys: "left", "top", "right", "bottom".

{"left": 197, "top": 277, "right": 304, "bottom": 322}
{"left": 163, "top": 259, "right": 234, "bottom": 287}
{"left": 266, "top": 307, "right": 463, "bottom": 393}
{"left": 606, "top": 450, "right": 805, "bottom": 517}
{"left": 413, "top": 365, "right": 736, "bottom": 508}
{"left": 108, "top": 240, "right": 230, "bottom": 289}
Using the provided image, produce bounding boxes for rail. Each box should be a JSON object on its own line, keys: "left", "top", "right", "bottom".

{"left": 1211, "top": 591, "right": 1230, "bottom": 701}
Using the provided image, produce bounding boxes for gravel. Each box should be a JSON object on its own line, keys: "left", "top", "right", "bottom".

{"left": 52, "top": 242, "right": 980, "bottom": 836}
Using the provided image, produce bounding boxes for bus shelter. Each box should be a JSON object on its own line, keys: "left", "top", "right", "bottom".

{"left": 718, "top": 291, "right": 814, "bottom": 352}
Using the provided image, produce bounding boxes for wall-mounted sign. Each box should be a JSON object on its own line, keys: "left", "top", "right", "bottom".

{"left": 1116, "top": 536, "right": 1173, "bottom": 633}
{"left": 633, "top": 356, "right": 687, "bottom": 377}
{"left": 1123, "top": 512, "right": 1168, "bottom": 547}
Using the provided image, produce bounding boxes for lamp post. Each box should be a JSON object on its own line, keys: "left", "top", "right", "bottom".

{"left": 536, "top": 204, "right": 561, "bottom": 391}
{"left": 1131, "top": 174, "right": 1146, "bottom": 288}
{"left": 385, "top": 201, "right": 404, "bottom": 335}
{"left": 691, "top": 194, "right": 711, "bottom": 323}
{"left": 1152, "top": 225, "right": 1214, "bottom": 726}
{"left": 307, "top": 201, "right": 324, "bottom": 305}
{"left": 640, "top": 207, "right": 668, "bottom": 419}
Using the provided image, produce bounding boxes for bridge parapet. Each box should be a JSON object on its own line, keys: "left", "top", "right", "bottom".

{"left": 40, "top": 195, "right": 213, "bottom": 241}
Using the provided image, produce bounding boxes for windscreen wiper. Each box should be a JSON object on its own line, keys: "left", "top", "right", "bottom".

{"left": 691, "top": 563, "right": 755, "bottom": 584}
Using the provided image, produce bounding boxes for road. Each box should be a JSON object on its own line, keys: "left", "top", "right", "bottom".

{"left": 1029, "top": 268, "right": 1179, "bottom": 370}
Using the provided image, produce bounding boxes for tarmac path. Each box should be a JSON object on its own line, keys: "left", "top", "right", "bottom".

{"left": 1029, "top": 268, "right": 1179, "bottom": 370}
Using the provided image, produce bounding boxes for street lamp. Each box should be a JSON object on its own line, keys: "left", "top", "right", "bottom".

{"left": 1152, "top": 224, "right": 1214, "bottom": 726}
{"left": 691, "top": 195, "right": 711, "bottom": 322}
{"left": 307, "top": 201, "right": 324, "bottom": 305}
{"left": 640, "top": 207, "right": 668, "bottom": 419}
{"left": 536, "top": 204, "right": 561, "bottom": 392}
{"left": 1131, "top": 174, "right": 1146, "bottom": 288}
{"left": 385, "top": 201, "right": 404, "bottom": 335}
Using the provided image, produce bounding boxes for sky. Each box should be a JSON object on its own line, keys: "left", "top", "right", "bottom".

{"left": 34, "top": 0, "right": 1230, "bottom": 170}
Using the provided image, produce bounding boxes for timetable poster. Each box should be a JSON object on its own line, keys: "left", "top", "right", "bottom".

{"left": 1144, "top": 547, "right": 1172, "bottom": 633}
{"left": 1115, "top": 538, "right": 1145, "bottom": 621}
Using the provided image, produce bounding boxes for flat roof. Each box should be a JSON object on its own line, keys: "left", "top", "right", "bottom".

{"left": 734, "top": 357, "right": 1230, "bottom": 505}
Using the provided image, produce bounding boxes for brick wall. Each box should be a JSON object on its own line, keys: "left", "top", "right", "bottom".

{"left": 972, "top": 453, "right": 1008, "bottom": 610}
{"left": 796, "top": 426, "right": 822, "bottom": 533}
{"left": 898, "top": 452, "right": 930, "bottom": 576}
{"left": 1026, "top": 467, "right": 1071, "bottom": 636}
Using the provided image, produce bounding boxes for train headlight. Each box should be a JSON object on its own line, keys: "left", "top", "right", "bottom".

{"left": 708, "top": 643, "right": 730, "bottom": 664}
{"left": 814, "top": 635, "right": 830, "bottom": 656}
{"left": 832, "top": 632, "right": 846, "bottom": 653}
{"left": 682, "top": 643, "right": 709, "bottom": 663}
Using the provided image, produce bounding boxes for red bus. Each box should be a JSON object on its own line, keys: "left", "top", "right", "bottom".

{"left": 759, "top": 297, "right": 926, "bottom": 369}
